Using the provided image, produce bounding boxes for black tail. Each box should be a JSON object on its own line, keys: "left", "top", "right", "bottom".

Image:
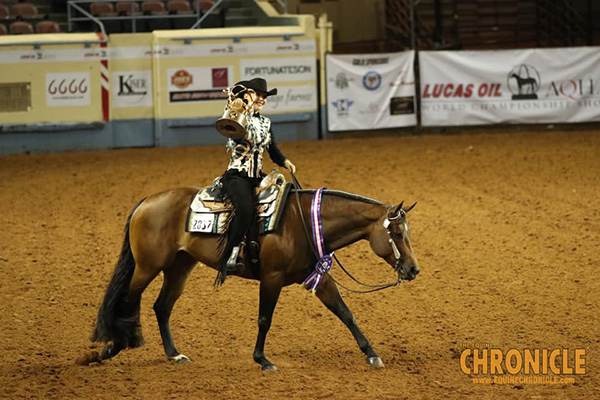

{"left": 91, "top": 199, "right": 145, "bottom": 348}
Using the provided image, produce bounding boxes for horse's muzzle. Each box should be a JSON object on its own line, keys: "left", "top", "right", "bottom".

{"left": 399, "top": 264, "right": 420, "bottom": 281}
{"left": 409, "top": 265, "right": 420, "bottom": 280}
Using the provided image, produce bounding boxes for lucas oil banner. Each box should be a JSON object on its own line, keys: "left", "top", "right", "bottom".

{"left": 326, "top": 52, "right": 416, "bottom": 131}
{"left": 420, "top": 47, "right": 600, "bottom": 126}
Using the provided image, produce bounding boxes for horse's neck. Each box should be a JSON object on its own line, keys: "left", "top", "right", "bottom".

{"left": 319, "top": 195, "right": 385, "bottom": 252}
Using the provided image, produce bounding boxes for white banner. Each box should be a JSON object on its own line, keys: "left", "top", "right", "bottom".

{"left": 46, "top": 72, "right": 90, "bottom": 107}
{"left": 240, "top": 57, "right": 316, "bottom": 82}
{"left": 156, "top": 40, "right": 316, "bottom": 59}
{"left": 167, "top": 66, "right": 233, "bottom": 103}
{"left": 263, "top": 85, "right": 317, "bottom": 113}
{"left": 112, "top": 70, "right": 153, "bottom": 108}
{"left": 326, "top": 51, "right": 416, "bottom": 131}
{"left": 0, "top": 48, "right": 108, "bottom": 64}
{"left": 420, "top": 47, "right": 600, "bottom": 126}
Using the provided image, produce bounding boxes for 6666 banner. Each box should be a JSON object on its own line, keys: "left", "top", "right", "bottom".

{"left": 326, "top": 51, "right": 416, "bottom": 131}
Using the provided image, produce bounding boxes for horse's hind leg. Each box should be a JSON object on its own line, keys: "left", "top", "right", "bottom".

{"left": 101, "top": 265, "right": 160, "bottom": 361}
{"left": 316, "top": 276, "right": 384, "bottom": 368}
{"left": 154, "top": 252, "right": 196, "bottom": 364}
{"left": 253, "top": 272, "right": 284, "bottom": 370}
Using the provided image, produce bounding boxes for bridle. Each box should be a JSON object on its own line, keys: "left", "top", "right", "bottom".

{"left": 383, "top": 207, "right": 409, "bottom": 280}
{"left": 290, "top": 173, "right": 403, "bottom": 294}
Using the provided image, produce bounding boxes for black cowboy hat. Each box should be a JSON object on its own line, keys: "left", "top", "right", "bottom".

{"left": 234, "top": 78, "right": 277, "bottom": 97}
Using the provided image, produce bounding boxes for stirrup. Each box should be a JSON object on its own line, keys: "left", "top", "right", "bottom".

{"left": 226, "top": 246, "right": 241, "bottom": 272}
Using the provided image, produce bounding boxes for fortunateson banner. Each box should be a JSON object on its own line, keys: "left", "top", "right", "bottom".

{"left": 420, "top": 47, "right": 600, "bottom": 126}
{"left": 326, "top": 51, "right": 416, "bottom": 131}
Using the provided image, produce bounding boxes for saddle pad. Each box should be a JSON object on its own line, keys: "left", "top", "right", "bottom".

{"left": 190, "top": 182, "right": 281, "bottom": 213}
{"left": 186, "top": 182, "right": 292, "bottom": 235}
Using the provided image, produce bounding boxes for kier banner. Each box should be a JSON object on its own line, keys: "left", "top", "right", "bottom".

{"left": 326, "top": 52, "right": 416, "bottom": 131}
{"left": 420, "top": 47, "right": 600, "bottom": 126}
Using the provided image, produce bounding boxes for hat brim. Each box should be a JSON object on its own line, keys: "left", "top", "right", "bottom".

{"left": 234, "top": 80, "right": 277, "bottom": 97}
{"left": 246, "top": 88, "right": 277, "bottom": 97}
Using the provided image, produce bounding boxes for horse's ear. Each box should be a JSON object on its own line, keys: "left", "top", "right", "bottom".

{"left": 393, "top": 201, "right": 404, "bottom": 215}
{"left": 405, "top": 202, "right": 417, "bottom": 213}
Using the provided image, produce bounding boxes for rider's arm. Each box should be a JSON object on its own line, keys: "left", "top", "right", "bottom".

{"left": 267, "top": 127, "right": 287, "bottom": 167}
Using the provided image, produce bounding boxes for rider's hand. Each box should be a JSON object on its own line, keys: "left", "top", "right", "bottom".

{"left": 244, "top": 91, "right": 256, "bottom": 104}
{"left": 284, "top": 159, "right": 296, "bottom": 174}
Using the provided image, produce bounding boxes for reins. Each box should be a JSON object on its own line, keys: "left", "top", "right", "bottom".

{"left": 289, "top": 172, "right": 402, "bottom": 294}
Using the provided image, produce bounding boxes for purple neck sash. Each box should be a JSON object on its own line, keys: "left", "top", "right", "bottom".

{"left": 302, "top": 188, "right": 333, "bottom": 293}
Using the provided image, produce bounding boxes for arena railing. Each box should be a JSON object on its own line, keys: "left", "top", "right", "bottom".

{"left": 190, "top": 0, "right": 222, "bottom": 29}
{"left": 171, "top": 30, "right": 303, "bottom": 45}
{"left": 67, "top": 0, "right": 204, "bottom": 33}
{"left": 272, "top": 0, "right": 287, "bottom": 14}
{"left": 0, "top": 3, "right": 106, "bottom": 48}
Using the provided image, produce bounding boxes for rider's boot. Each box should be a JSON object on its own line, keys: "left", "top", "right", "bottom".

{"left": 248, "top": 240, "right": 260, "bottom": 265}
{"left": 226, "top": 246, "right": 241, "bottom": 272}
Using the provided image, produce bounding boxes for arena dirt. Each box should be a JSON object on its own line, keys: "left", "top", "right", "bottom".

{"left": 0, "top": 129, "right": 598, "bottom": 399}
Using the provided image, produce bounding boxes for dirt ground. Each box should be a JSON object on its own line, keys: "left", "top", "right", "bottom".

{"left": 0, "top": 128, "right": 598, "bottom": 399}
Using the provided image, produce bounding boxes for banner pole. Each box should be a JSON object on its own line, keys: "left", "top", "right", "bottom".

{"left": 318, "top": 14, "right": 332, "bottom": 139}
{"left": 410, "top": 0, "right": 422, "bottom": 130}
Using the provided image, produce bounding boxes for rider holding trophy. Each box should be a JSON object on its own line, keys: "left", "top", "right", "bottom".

{"left": 216, "top": 77, "right": 296, "bottom": 285}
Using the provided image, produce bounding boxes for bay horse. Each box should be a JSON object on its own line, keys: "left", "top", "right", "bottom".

{"left": 90, "top": 186, "right": 420, "bottom": 370}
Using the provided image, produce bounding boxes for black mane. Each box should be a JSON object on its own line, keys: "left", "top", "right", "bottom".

{"left": 295, "top": 189, "right": 384, "bottom": 206}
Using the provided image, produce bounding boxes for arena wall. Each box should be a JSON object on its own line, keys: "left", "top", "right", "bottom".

{"left": 0, "top": 15, "right": 319, "bottom": 155}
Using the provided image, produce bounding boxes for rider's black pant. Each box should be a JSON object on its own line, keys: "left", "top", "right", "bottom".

{"left": 219, "top": 170, "right": 260, "bottom": 267}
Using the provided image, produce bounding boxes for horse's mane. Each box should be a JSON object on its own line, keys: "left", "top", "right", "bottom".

{"left": 295, "top": 189, "right": 385, "bottom": 206}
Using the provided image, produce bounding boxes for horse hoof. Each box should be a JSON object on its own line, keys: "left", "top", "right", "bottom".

{"left": 261, "top": 364, "right": 278, "bottom": 371}
{"left": 101, "top": 344, "right": 118, "bottom": 360}
{"left": 367, "top": 357, "right": 385, "bottom": 369}
{"left": 169, "top": 354, "right": 191, "bottom": 364}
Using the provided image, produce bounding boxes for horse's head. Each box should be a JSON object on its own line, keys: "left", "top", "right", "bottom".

{"left": 369, "top": 201, "right": 420, "bottom": 281}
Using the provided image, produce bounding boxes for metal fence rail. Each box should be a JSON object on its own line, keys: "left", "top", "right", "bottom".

{"left": 67, "top": 0, "right": 202, "bottom": 33}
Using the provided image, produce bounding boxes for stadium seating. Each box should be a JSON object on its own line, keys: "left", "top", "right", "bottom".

{"left": 168, "top": 0, "right": 197, "bottom": 29}
{"left": 90, "top": 2, "right": 117, "bottom": 17}
{"left": 167, "top": 0, "right": 194, "bottom": 15}
{"left": 116, "top": 2, "right": 140, "bottom": 15}
{"left": 0, "top": 4, "right": 9, "bottom": 18}
{"left": 141, "top": 1, "right": 170, "bottom": 31}
{"left": 116, "top": 2, "right": 144, "bottom": 32}
{"left": 141, "top": 1, "right": 168, "bottom": 15}
{"left": 11, "top": 2, "right": 41, "bottom": 19}
{"left": 192, "top": 0, "right": 222, "bottom": 28}
{"left": 36, "top": 20, "right": 60, "bottom": 33}
{"left": 9, "top": 20, "right": 33, "bottom": 34}
{"left": 89, "top": 2, "right": 122, "bottom": 34}
{"left": 194, "top": 0, "right": 215, "bottom": 14}
{"left": 0, "top": 0, "right": 227, "bottom": 34}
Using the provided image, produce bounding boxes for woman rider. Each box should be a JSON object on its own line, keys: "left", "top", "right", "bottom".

{"left": 217, "top": 77, "right": 296, "bottom": 285}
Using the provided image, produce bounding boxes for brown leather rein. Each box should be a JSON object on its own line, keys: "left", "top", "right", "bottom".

{"left": 290, "top": 172, "right": 402, "bottom": 294}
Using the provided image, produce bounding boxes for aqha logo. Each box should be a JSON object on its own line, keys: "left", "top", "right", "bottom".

{"left": 212, "top": 68, "right": 228, "bottom": 88}
{"left": 171, "top": 70, "right": 192, "bottom": 89}
{"left": 507, "top": 64, "right": 541, "bottom": 100}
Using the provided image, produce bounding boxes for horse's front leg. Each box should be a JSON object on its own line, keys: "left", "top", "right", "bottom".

{"left": 316, "top": 276, "right": 384, "bottom": 368}
{"left": 253, "top": 272, "right": 284, "bottom": 370}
